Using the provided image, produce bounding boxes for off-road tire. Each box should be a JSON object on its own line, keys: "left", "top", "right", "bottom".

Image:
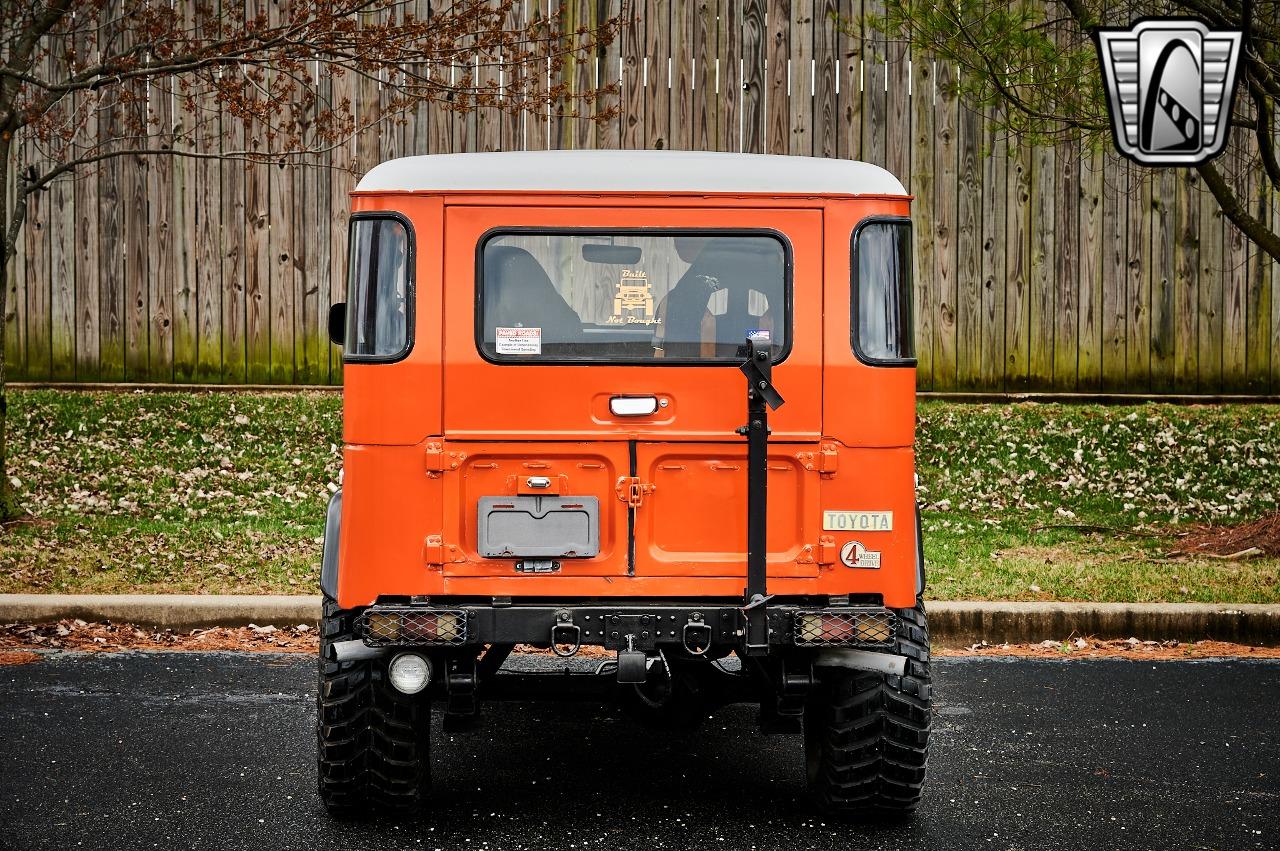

{"left": 803, "top": 599, "right": 931, "bottom": 819}
{"left": 317, "top": 597, "right": 431, "bottom": 817}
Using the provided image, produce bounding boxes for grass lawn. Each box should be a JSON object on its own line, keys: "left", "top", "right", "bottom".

{"left": 2, "top": 390, "right": 1278, "bottom": 602}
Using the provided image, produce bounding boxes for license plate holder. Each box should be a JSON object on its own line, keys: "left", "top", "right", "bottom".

{"left": 477, "top": 496, "right": 600, "bottom": 559}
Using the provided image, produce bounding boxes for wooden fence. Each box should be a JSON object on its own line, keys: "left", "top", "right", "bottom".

{"left": 5, "top": 1, "right": 1279, "bottom": 393}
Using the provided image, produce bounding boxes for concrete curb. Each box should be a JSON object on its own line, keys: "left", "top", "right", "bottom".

{"left": 3, "top": 595, "right": 1280, "bottom": 646}
{"left": 925, "top": 601, "right": 1280, "bottom": 647}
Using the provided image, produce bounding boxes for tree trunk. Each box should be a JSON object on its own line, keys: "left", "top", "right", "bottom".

{"left": 0, "top": 139, "right": 19, "bottom": 521}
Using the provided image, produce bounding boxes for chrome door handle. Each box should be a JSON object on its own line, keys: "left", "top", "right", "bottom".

{"left": 609, "top": 395, "right": 659, "bottom": 417}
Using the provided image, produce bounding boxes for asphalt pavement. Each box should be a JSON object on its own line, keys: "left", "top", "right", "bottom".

{"left": 0, "top": 652, "right": 1276, "bottom": 851}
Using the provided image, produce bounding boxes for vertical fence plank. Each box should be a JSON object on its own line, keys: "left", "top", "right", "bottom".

{"left": 1198, "top": 178, "right": 1224, "bottom": 393}
{"left": 668, "top": 0, "right": 693, "bottom": 151}
{"left": 1126, "top": 167, "right": 1150, "bottom": 390}
{"left": 692, "top": 0, "right": 717, "bottom": 150}
{"left": 50, "top": 171, "right": 75, "bottom": 381}
{"left": 147, "top": 75, "right": 174, "bottom": 382}
{"left": 222, "top": 93, "right": 248, "bottom": 384}
{"left": 954, "top": 98, "right": 981, "bottom": 391}
{"left": 931, "top": 61, "right": 957, "bottom": 390}
{"left": 643, "top": 0, "right": 670, "bottom": 148}
{"left": 909, "top": 55, "right": 934, "bottom": 388}
{"left": 1100, "top": 155, "right": 1127, "bottom": 390}
{"left": 719, "top": 0, "right": 740, "bottom": 152}
{"left": 97, "top": 7, "right": 123, "bottom": 382}
{"left": 4, "top": 141, "right": 24, "bottom": 380}
{"left": 622, "top": 8, "right": 645, "bottom": 148}
{"left": 1173, "top": 170, "right": 1199, "bottom": 393}
{"left": 978, "top": 109, "right": 1006, "bottom": 390}
{"left": 860, "top": 0, "right": 886, "bottom": 169}
{"left": 1223, "top": 196, "right": 1249, "bottom": 391}
{"left": 766, "top": 0, "right": 790, "bottom": 154}
{"left": 1005, "top": 141, "right": 1032, "bottom": 390}
{"left": 124, "top": 147, "right": 151, "bottom": 381}
{"left": 74, "top": 162, "right": 101, "bottom": 381}
{"left": 26, "top": 146, "right": 52, "bottom": 380}
{"left": 1271, "top": 168, "right": 1280, "bottom": 394}
{"left": 884, "top": 23, "right": 910, "bottom": 183}
{"left": 1149, "top": 171, "right": 1176, "bottom": 392}
{"left": 269, "top": 156, "right": 297, "bottom": 384}
{"left": 1051, "top": 142, "right": 1077, "bottom": 390}
{"left": 1077, "top": 147, "right": 1104, "bottom": 391}
{"left": 1245, "top": 165, "right": 1272, "bottom": 391}
{"left": 835, "top": 0, "right": 859, "bottom": 160}
{"left": 1027, "top": 140, "right": 1055, "bottom": 389}
{"left": 172, "top": 79, "right": 199, "bottom": 383}
{"left": 195, "top": 92, "right": 223, "bottom": 383}
{"left": 741, "top": 0, "right": 766, "bottom": 153}
{"left": 788, "top": 0, "right": 812, "bottom": 156}
{"left": 813, "top": 0, "right": 837, "bottom": 158}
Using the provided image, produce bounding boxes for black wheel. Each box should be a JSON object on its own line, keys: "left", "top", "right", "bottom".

{"left": 804, "top": 599, "right": 931, "bottom": 819}
{"left": 317, "top": 597, "right": 431, "bottom": 817}
{"left": 620, "top": 656, "right": 708, "bottom": 731}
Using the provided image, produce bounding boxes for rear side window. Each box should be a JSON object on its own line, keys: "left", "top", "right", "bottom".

{"left": 476, "top": 230, "right": 790, "bottom": 363}
{"left": 346, "top": 216, "right": 413, "bottom": 361}
{"left": 851, "top": 219, "right": 914, "bottom": 364}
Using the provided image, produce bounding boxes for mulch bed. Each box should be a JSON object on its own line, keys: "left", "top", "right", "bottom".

{"left": 1172, "top": 511, "right": 1280, "bottom": 558}
{"left": 2, "top": 620, "right": 1277, "bottom": 662}
{"left": 0, "top": 619, "right": 318, "bottom": 654}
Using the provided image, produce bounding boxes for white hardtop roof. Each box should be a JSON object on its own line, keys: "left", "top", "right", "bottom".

{"left": 355, "top": 150, "right": 907, "bottom": 196}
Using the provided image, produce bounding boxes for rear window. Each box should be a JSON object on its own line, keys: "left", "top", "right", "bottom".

{"left": 477, "top": 230, "right": 790, "bottom": 363}
{"left": 346, "top": 215, "right": 412, "bottom": 361}
{"left": 851, "top": 219, "right": 914, "bottom": 364}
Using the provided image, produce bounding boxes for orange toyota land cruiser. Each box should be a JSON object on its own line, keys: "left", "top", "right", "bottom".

{"left": 318, "top": 150, "right": 930, "bottom": 819}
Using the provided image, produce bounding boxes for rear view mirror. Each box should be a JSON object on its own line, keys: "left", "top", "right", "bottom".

{"left": 328, "top": 302, "right": 347, "bottom": 346}
{"left": 582, "top": 244, "right": 642, "bottom": 265}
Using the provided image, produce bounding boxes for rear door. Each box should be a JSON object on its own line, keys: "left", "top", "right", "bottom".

{"left": 441, "top": 203, "right": 823, "bottom": 580}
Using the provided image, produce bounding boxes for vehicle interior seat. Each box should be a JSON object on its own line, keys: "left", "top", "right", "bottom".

{"left": 482, "top": 245, "right": 583, "bottom": 348}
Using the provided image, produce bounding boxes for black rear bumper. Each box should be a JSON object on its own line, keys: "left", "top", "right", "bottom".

{"left": 355, "top": 602, "right": 898, "bottom": 654}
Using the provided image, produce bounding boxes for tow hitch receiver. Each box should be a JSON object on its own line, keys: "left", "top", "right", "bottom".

{"left": 616, "top": 635, "right": 648, "bottom": 684}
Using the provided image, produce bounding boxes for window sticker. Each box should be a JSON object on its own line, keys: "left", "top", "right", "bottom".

{"left": 746, "top": 328, "right": 771, "bottom": 343}
{"left": 608, "top": 269, "right": 658, "bottom": 326}
{"left": 495, "top": 326, "right": 542, "bottom": 355}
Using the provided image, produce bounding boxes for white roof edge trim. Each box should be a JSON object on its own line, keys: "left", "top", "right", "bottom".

{"left": 355, "top": 151, "right": 908, "bottom": 197}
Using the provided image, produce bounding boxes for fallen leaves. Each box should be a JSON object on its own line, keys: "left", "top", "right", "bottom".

{"left": 0, "top": 619, "right": 319, "bottom": 653}
{"left": 944, "top": 637, "right": 1280, "bottom": 659}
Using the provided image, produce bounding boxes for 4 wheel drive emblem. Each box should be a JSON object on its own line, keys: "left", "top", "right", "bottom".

{"left": 839, "top": 541, "right": 881, "bottom": 569}
{"left": 1095, "top": 18, "right": 1243, "bottom": 166}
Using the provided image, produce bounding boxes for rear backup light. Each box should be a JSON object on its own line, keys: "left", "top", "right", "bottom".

{"left": 388, "top": 653, "right": 431, "bottom": 694}
{"left": 794, "top": 610, "right": 896, "bottom": 647}
{"left": 360, "top": 608, "right": 469, "bottom": 645}
{"left": 365, "top": 612, "right": 401, "bottom": 641}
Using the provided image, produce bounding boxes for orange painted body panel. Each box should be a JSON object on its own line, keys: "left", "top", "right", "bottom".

{"left": 335, "top": 190, "right": 920, "bottom": 611}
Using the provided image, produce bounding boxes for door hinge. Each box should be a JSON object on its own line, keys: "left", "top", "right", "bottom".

{"left": 797, "top": 443, "right": 839, "bottom": 478}
{"left": 424, "top": 442, "right": 467, "bottom": 477}
{"left": 817, "top": 535, "right": 838, "bottom": 565}
{"left": 615, "top": 476, "right": 655, "bottom": 507}
{"left": 424, "top": 534, "right": 462, "bottom": 567}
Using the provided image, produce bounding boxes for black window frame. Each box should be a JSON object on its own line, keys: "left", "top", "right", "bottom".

{"left": 473, "top": 226, "right": 795, "bottom": 367}
{"left": 850, "top": 215, "right": 916, "bottom": 367}
{"left": 343, "top": 211, "right": 416, "bottom": 365}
